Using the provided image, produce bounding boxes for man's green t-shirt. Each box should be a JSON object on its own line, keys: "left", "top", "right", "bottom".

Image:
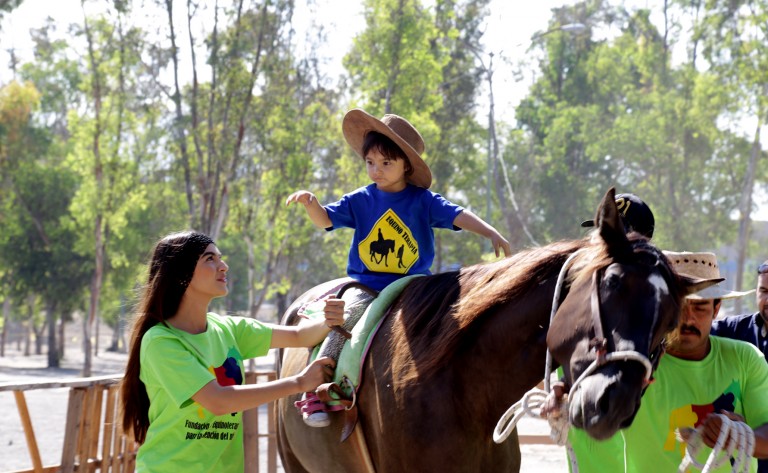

{"left": 136, "top": 313, "right": 272, "bottom": 473}
{"left": 568, "top": 336, "right": 768, "bottom": 473}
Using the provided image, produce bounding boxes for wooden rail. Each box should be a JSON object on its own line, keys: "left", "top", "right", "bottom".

{"left": 0, "top": 371, "right": 279, "bottom": 473}
{"left": 2, "top": 370, "right": 554, "bottom": 472}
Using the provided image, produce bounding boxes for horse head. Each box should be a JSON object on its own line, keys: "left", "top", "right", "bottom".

{"left": 546, "top": 188, "right": 719, "bottom": 440}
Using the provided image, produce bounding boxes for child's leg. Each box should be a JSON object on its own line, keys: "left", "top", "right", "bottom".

{"left": 298, "top": 287, "right": 374, "bottom": 427}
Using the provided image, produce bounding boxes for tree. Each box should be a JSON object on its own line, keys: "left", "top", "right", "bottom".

{"left": 0, "top": 80, "right": 91, "bottom": 367}
{"left": 695, "top": 0, "right": 768, "bottom": 310}
{"left": 67, "top": 7, "right": 151, "bottom": 375}
{"left": 510, "top": 1, "right": 744, "bottom": 254}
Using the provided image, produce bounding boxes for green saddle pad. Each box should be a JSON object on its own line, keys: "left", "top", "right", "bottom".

{"left": 303, "top": 275, "right": 420, "bottom": 397}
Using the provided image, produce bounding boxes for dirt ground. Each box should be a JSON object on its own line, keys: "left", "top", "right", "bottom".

{"left": 0, "top": 320, "right": 568, "bottom": 472}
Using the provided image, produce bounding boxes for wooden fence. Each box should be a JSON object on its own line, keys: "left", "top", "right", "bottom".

{"left": 0, "top": 370, "right": 279, "bottom": 473}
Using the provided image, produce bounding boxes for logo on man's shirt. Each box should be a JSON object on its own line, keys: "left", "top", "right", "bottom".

{"left": 664, "top": 380, "right": 739, "bottom": 455}
{"left": 358, "top": 209, "right": 418, "bottom": 274}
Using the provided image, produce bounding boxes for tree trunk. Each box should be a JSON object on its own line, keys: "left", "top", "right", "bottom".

{"left": 165, "top": 0, "right": 195, "bottom": 224}
{"left": 0, "top": 297, "right": 9, "bottom": 357}
{"left": 23, "top": 322, "right": 31, "bottom": 356}
{"left": 58, "top": 318, "right": 65, "bottom": 359}
{"left": 734, "top": 118, "right": 762, "bottom": 314}
{"left": 47, "top": 302, "right": 59, "bottom": 368}
{"left": 24, "top": 294, "right": 34, "bottom": 356}
{"left": 34, "top": 322, "right": 45, "bottom": 355}
{"left": 82, "top": 4, "right": 105, "bottom": 378}
{"left": 275, "top": 292, "right": 287, "bottom": 323}
{"left": 246, "top": 235, "right": 257, "bottom": 318}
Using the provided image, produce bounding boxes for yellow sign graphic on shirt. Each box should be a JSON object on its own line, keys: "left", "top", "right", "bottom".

{"left": 358, "top": 209, "right": 418, "bottom": 274}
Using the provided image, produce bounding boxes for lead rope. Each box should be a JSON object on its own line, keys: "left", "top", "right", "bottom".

{"left": 493, "top": 250, "right": 584, "bottom": 451}
{"left": 677, "top": 413, "right": 755, "bottom": 473}
{"left": 493, "top": 249, "right": 656, "bottom": 473}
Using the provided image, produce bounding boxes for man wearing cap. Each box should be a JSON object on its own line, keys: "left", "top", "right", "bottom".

{"left": 581, "top": 193, "right": 655, "bottom": 239}
{"left": 711, "top": 259, "right": 768, "bottom": 472}
{"left": 567, "top": 251, "right": 768, "bottom": 472}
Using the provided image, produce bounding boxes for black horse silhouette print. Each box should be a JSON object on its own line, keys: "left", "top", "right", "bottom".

{"left": 370, "top": 229, "right": 395, "bottom": 266}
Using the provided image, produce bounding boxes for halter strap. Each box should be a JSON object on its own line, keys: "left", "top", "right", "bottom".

{"left": 589, "top": 270, "right": 609, "bottom": 356}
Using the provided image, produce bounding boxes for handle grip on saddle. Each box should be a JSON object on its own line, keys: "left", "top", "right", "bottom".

{"left": 332, "top": 325, "right": 352, "bottom": 340}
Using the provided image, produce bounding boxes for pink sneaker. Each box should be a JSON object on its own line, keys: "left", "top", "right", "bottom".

{"left": 294, "top": 392, "right": 330, "bottom": 427}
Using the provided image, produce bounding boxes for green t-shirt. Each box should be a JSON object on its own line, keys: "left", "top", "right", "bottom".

{"left": 136, "top": 313, "right": 272, "bottom": 473}
{"left": 568, "top": 336, "right": 768, "bottom": 473}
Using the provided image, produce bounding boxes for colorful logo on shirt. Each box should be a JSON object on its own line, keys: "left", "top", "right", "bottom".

{"left": 664, "top": 380, "right": 740, "bottom": 455}
{"left": 358, "top": 209, "right": 418, "bottom": 274}
{"left": 213, "top": 356, "right": 243, "bottom": 386}
{"left": 207, "top": 347, "right": 244, "bottom": 387}
{"left": 200, "top": 347, "right": 243, "bottom": 418}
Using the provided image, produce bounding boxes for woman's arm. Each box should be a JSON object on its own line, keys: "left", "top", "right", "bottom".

{"left": 191, "top": 357, "right": 335, "bottom": 415}
{"left": 269, "top": 296, "right": 345, "bottom": 349}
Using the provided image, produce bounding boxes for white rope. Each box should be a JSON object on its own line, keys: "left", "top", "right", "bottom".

{"left": 495, "top": 250, "right": 585, "bottom": 445}
{"left": 677, "top": 413, "right": 755, "bottom": 473}
{"left": 493, "top": 247, "right": 658, "bottom": 473}
{"left": 544, "top": 250, "right": 587, "bottom": 392}
{"left": 492, "top": 386, "right": 570, "bottom": 445}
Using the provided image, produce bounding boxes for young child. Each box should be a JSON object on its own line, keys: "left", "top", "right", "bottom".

{"left": 287, "top": 108, "right": 511, "bottom": 291}
{"left": 286, "top": 108, "right": 511, "bottom": 426}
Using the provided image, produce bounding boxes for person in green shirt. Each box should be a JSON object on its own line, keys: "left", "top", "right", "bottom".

{"left": 566, "top": 251, "right": 768, "bottom": 472}
{"left": 120, "top": 231, "right": 344, "bottom": 473}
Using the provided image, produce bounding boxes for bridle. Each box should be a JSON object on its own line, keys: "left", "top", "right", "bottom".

{"left": 547, "top": 245, "right": 669, "bottom": 394}
{"left": 494, "top": 244, "right": 671, "bottom": 446}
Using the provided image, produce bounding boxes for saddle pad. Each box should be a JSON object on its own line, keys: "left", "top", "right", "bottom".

{"left": 333, "top": 275, "right": 419, "bottom": 388}
{"left": 302, "top": 275, "right": 420, "bottom": 397}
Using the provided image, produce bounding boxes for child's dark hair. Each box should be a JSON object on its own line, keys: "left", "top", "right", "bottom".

{"left": 362, "top": 131, "right": 413, "bottom": 177}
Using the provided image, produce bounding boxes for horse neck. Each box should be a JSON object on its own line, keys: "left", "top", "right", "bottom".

{"left": 451, "top": 275, "right": 557, "bottom": 419}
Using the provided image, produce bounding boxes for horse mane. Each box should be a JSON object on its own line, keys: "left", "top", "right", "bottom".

{"left": 390, "top": 238, "right": 593, "bottom": 384}
{"left": 389, "top": 234, "right": 676, "bottom": 385}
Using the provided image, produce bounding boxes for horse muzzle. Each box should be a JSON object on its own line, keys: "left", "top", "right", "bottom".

{"left": 567, "top": 363, "right": 645, "bottom": 440}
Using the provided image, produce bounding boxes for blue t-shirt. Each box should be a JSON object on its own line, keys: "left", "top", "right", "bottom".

{"left": 324, "top": 183, "right": 464, "bottom": 291}
{"left": 711, "top": 313, "right": 768, "bottom": 362}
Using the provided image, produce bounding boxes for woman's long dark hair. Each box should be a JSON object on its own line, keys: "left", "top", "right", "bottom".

{"left": 121, "top": 231, "right": 213, "bottom": 444}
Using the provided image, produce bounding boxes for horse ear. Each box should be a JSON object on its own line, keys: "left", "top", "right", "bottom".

{"left": 677, "top": 274, "right": 725, "bottom": 298}
{"left": 596, "top": 187, "right": 631, "bottom": 257}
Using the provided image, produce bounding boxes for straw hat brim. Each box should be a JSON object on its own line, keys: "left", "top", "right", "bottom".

{"left": 686, "top": 286, "right": 755, "bottom": 300}
{"left": 342, "top": 109, "right": 432, "bottom": 189}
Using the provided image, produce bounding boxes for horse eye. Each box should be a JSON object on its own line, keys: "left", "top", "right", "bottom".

{"left": 603, "top": 273, "right": 621, "bottom": 290}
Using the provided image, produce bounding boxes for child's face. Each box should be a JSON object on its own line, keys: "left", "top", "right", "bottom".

{"left": 365, "top": 149, "right": 408, "bottom": 193}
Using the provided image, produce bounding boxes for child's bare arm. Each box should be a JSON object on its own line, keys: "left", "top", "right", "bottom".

{"left": 453, "top": 210, "right": 512, "bottom": 257}
{"left": 286, "top": 190, "right": 332, "bottom": 229}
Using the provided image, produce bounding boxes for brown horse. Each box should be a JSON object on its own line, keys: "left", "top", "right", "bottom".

{"left": 275, "top": 189, "right": 715, "bottom": 472}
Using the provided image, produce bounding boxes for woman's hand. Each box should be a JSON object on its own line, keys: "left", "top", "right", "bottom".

{"left": 296, "top": 356, "right": 336, "bottom": 392}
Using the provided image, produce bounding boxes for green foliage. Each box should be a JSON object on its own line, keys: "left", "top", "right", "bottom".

{"left": 2, "top": 0, "right": 768, "bottom": 335}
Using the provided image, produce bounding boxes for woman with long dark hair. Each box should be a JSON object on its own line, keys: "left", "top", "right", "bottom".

{"left": 121, "top": 231, "right": 341, "bottom": 472}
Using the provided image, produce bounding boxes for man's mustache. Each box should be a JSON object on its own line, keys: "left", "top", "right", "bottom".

{"left": 679, "top": 324, "right": 701, "bottom": 336}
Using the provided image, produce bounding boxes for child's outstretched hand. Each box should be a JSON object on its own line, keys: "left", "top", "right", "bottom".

{"left": 286, "top": 190, "right": 316, "bottom": 207}
{"left": 491, "top": 234, "right": 512, "bottom": 257}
